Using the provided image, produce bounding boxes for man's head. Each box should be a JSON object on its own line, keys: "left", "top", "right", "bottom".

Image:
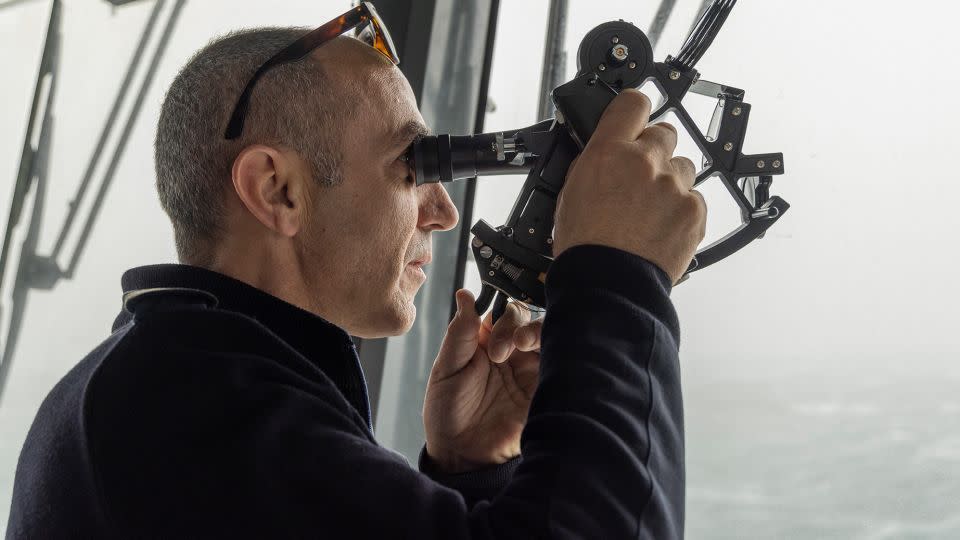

{"left": 155, "top": 27, "right": 458, "bottom": 338}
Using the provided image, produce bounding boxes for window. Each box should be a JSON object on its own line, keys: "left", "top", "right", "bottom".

{"left": 466, "top": 1, "right": 960, "bottom": 538}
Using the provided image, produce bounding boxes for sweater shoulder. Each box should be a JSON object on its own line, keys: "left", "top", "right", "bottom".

{"left": 85, "top": 306, "right": 351, "bottom": 416}
{"left": 77, "top": 308, "right": 372, "bottom": 533}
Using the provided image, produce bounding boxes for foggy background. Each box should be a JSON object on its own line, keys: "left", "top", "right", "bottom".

{"left": 2, "top": 0, "right": 958, "bottom": 537}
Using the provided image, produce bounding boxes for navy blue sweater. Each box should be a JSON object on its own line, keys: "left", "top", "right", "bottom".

{"left": 6, "top": 244, "right": 685, "bottom": 538}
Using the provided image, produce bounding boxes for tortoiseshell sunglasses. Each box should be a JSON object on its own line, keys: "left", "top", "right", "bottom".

{"left": 224, "top": 2, "right": 399, "bottom": 140}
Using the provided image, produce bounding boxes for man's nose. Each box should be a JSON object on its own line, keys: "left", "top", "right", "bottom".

{"left": 418, "top": 183, "right": 459, "bottom": 232}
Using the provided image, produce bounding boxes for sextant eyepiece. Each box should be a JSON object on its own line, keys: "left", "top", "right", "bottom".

{"left": 406, "top": 132, "right": 538, "bottom": 186}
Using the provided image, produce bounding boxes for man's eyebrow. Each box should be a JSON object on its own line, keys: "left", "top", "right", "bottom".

{"left": 390, "top": 120, "right": 431, "bottom": 149}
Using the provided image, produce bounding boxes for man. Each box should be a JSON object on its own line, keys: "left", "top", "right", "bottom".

{"left": 7, "top": 10, "right": 704, "bottom": 540}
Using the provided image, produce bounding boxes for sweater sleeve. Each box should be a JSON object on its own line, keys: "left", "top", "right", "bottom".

{"left": 418, "top": 445, "right": 523, "bottom": 507}
{"left": 527, "top": 244, "right": 685, "bottom": 539}
{"left": 88, "top": 244, "right": 685, "bottom": 539}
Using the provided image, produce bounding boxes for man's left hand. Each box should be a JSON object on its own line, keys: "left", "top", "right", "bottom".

{"left": 422, "top": 289, "right": 541, "bottom": 473}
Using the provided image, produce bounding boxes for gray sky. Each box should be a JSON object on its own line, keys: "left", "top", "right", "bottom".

{"left": 1, "top": 0, "right": 958, "bottom": 534}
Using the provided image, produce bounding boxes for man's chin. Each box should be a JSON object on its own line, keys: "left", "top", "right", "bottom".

{"left": 393, "top": 300, "right": 417, "bottom": 335}
{"left": 353, "top": 299, "right": 416, "bottom": 339}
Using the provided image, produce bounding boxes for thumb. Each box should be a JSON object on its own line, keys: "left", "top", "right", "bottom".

{"left": 431, "top": 289, "right": 481, "bottom": 379}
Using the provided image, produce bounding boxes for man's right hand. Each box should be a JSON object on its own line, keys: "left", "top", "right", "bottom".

{"left": 552, "top": 89, "right": 707, "bottom": 284}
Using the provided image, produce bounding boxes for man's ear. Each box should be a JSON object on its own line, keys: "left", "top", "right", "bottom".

{"left": 231, "top": 144, "right": 309, "bottom": 238}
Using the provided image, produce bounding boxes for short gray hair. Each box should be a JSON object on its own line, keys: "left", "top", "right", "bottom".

{"left": 155, "top": 27, "right": 344, "bottom": 265}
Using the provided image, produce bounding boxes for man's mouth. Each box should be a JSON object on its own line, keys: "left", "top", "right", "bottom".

{"left": 406, "top": 250, "right": 431, "bottom": 285}
{"left": 406, "top": 262, "right": 427, "bottom": 282}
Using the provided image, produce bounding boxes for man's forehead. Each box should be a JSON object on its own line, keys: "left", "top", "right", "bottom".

{"left": 349, "top": 73, "right": 427, "bottom": 149}
{"left": 363, "top": 75, "right": 429, "bottom": 149}
{"left": 310, "top": 37, "right": 427, "bottom": 147}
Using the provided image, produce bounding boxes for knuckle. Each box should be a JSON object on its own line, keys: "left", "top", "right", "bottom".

{"left": 674, "top": 156, "right": 696, "bottom": 172}
{"left": 638, "top": 142, "right": 667, "bottom": 164}
{"left": 635, "top": 143, "right": 660, "bottom": 165}
{"left": 633, "top": 159, "right": 657, "bottom": 183}
{"left": 654, "top": 171, "right": 677, "bottom": 190}
{"left": 593, "top": 143, "right": 619, "bottom": 167}
{"left": 589, "top": 142, "right": 629, "bottom": 175}
{"left": 650, "top": 121, "right": 677, "bottom": 136}
{"left": 680, "top": 193, "right": 704, "bottom": 218}
{"left": 694, "top": 189, "right": 707, "bottom": 212}
{"left": 619, "top": 88, "right": 652, "bottom": 110}
{"left": 690, "top": 193, "right": 708, "bottom": 227}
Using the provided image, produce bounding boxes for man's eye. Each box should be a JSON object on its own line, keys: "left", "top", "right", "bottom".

{"left": 394, "top": 158, "right": 414, "bottom": 184}
{"left": 398, "top": 142, "right": 414, "bottom": 163}
{"left": 397, "top": 148, "right": 415, "bottom": 183}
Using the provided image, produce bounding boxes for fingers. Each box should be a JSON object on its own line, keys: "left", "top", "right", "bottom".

{"left": 486, "top": 302, "right": 529, "bottom": 364}
{"left": 432, "top": 289, "right": 481, "bottom": 379}
{"left": 643, "top": 122, "right": 695, "bottom": 192}
{"left": 664, "top": 150, "right": 704, "bottom": 244}
{"left": 637, "top": 122, "right": 678, "bottom": 162}
{"left": 690, "top": 188, "right": 708, "bottom": 232}
{"left": 513, "top": 319, "right": 543, "bottom": 352}
{"left": 451, "top": 289, "right": 481, "bottom": 334}
{"left": 589, "top": 89, "right": 652, "bottom": 144}
{"left": 670, "top": 156, "right": 697, "bottom": 191}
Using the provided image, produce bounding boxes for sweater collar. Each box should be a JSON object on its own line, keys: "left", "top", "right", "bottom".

{"left": 113, "top": 264, "right": 372, "bottom": 429}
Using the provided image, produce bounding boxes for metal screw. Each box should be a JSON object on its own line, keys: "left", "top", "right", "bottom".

{"left": 479, "top": 246, "right": 493, "bottom": 259}
{"left": 611, "top": 44, "right": 629, "bottom": 61}
{"left": 757, "top": 160, "right": 766, "bottom": 168}
{"left": 547, "top": 238, "right": 554, "bottom": 245}
{"left": 628, "top": 61, "right": 637, "bottom": 69}
{"left": 773, "top": 160, "right": 781, "bottom": 168}
{"left": 528, "top": 228, "right": 536, "bottom": 234}
{"left": 488, "top": 271, "right": 495, "bottom": 277}
{"left": 471, "top": 237, "right": 483, "bottom": 248}
{"left": 723, "top": 142, "right": 733, "bottom": 151}
{"left": 598, "top": 63, "right": 606, "bottom": 71}
{"left": 502, "top": 227, "right": 514, "bottom": 238}
{"left": 732, "top": 106, "right": 742, "bottom": 116}
{"left": 611, "top": 36, "right": 619, "bottom": 44}
{"left": 669, "top": 70, "right": 680, "bottom": 80}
